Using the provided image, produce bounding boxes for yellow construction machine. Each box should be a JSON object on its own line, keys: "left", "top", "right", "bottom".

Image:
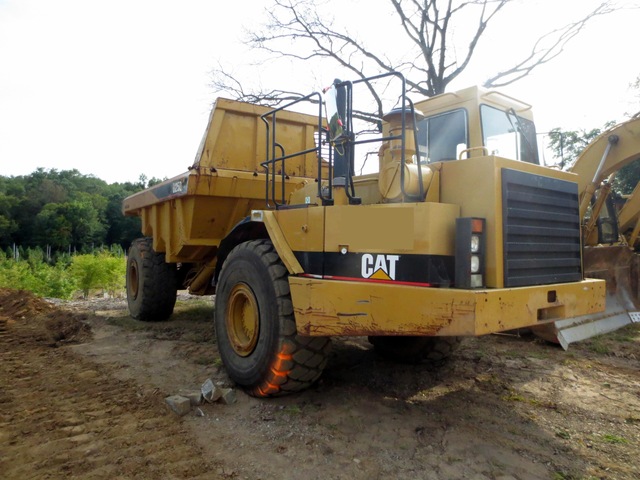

{"left": 531, "top": 117, "right": 640, "bottom": 347}
{"left": 123, "top": 73, "right": 609, "bottom": 397}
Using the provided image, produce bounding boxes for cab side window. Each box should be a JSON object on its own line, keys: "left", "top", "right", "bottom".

{"left": 417, "top": 109, "right": 468, "bottom": 163}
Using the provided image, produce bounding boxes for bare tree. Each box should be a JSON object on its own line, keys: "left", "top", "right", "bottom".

{"left": 483, "top": 1, "right": 616, "bottom": 87}
{"left": 211, "top": 62, "right": 308, "bottom": 107}
{"left": 212, "top": 0, "right": 617, "bottom": 111}
{"left": 626, "top": 73, "right": 640, "bottom": 118}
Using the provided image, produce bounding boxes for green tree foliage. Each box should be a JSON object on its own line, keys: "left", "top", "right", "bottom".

{"left": 103, "top": 183, "right": 144, "bottom": 249}
{"left": 0, "top": 255, "right": 77, "bottom": 299}
{"left": 0, "top": 193, "right": 18, "bottom": 244}
{"left": 34, "top": 201, "right": 106, "bottom": 248}
{"left": 69, "top": 252, "right": 126, "bottom": 298}
{"left": 616, "top": 161, "right": 640, "bottom": 195}
{"left": 547, "top": 124, "right": 614, "bottom": 170}
{"left": 0, "top": 248, "right": 126, "bottom": 299}
{"left": 0, "top": 168, "right": 145, "bottom": 251}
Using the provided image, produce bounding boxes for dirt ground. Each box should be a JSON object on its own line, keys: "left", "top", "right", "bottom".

{"left": 1, "top": 288, "right": 639, "bottom": 480}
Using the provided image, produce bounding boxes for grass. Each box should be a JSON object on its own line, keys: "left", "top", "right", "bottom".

{"left": 603, "top": 324, "right": 640, "bottom": 343}
{"left": 501, "top": 389, "right": 559, "bottom": 410}
{"left": 171, "top": 302, "right": 213, "bottom": 323}
{"left": 553, "top": 473, "right": 596, "bottom": 480}
{"left": 280, "top": 405, "right": 302, "bottom": 415}
{"left": 581, "top": 324, "right": 640, "bottom": 355}
{"left": 585, "top": 337, "right": 610, "bottom": 355}
{"left": 600, "top": 434, "right": 627, "bottom": 444}
{"left": 502, "top": 390, "right": 541, "bottom": 406}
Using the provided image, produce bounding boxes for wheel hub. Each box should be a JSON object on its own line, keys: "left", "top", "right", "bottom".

{"left": 128, "top": 260, "right": 139, "bottom": 300}
{"left": 226, "top": 283, "right": 260, "bottom": 357}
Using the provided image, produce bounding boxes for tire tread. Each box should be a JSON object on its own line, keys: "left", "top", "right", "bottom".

{"left": 218, "top": 239, "right": 331, "bottom": 397}
{"left": 127, "top": 237, "right": 177, "bottom": 322}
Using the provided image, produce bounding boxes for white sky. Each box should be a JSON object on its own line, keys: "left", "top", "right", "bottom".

{"left": 1, "top": 0, "right": 638, "bottom": 184}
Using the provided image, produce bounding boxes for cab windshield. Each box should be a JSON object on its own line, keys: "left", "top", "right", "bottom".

{"left": 480, "top": 104, "right": 539, "bottom": 164}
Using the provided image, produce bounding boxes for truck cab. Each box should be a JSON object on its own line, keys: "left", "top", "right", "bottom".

{"left": 415, "top": 86, "right": 538, "bottom": 165}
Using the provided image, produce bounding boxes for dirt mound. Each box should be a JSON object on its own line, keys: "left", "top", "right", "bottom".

{"left": 0, "top": 287, "right": 56, "bottom": 317}
{"left": 0, "top": 288, "right": 91, "bottom": 346}
{"left": 0, "top": 288, "right": 216, "bottom": 479}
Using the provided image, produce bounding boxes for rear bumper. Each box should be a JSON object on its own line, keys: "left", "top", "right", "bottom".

{"left": 289, "top": 277, "right": 606, "bottom": 337}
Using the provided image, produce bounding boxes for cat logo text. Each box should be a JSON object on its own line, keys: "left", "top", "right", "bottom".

{"left": 361, "top": 254, "right": 400, "bottom": 281}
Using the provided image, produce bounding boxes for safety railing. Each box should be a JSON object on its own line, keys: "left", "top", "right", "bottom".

{"left": 260, "top": 71, "right": 426, "bottom": 208}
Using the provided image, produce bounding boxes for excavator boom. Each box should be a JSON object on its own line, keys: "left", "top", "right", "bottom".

{"left": 535, "top": 117, "right": 640, "bottom": 347}
{"left": 571, "top": 117, "right": 640, "bottom": 207}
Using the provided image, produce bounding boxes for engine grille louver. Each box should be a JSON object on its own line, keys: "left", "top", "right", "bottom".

{"left": 502, "top": 169, "right": 582, "bottom": 287}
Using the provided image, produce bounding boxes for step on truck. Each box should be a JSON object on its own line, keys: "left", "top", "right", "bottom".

{"left": 123, "top": 73, "right": 606, "bottom": 397}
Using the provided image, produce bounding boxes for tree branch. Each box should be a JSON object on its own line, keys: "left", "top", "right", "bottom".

{"left": 211, "top": 0, "right": 622, "bottom": 109}
{"left": 484, "top": 1, "right": 615, "bottom": 88}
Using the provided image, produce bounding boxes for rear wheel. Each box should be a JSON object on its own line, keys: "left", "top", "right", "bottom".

{"left": 368, "top": 336, "right": 461, "bottom": 365}
{"left": 215, "top": 239, "right": 331, "bottom": 397}
{"left": 126, "top": 237, "right": 177, "bottom": 321}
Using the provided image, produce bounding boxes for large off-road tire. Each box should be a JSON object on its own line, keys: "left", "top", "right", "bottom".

{"left": 215, "top": 239, "right": 331, "bottom": 397}
{"left": 368, "top": 336, "right": 461, "bottom": 366}
{"left": 126, "top": 237, "right": 177, "bottom": 322}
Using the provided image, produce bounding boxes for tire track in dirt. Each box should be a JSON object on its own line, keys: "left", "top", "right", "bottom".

{"left": 0, "top": 291, "right": 218, "bottom": 479}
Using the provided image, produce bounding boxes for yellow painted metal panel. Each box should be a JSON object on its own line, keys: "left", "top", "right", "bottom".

{"left": 323, "top": 202, "right": 460, "bottom": 255}
{"left": 571, "top": 117, "right": 640, "bottom": 200}
{"left": 193, "top": 98, "right": 321, "bottom": 177}
{"left": 439, "top": 156, "right": 579, "bottom": 287}
{"left": 289, "top": 276, "right": 606, "bottom": 337}
{"left": 261, "top": 211, "right": 304, "bottom": 274}
{"left": 127, "top": 169, "right": 311, "bottom": 263}
{"left": 274, "top": 207, "right": 325, "bottom": 253}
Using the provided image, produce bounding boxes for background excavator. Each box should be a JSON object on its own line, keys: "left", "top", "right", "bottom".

{"left": 532, "top": 116, "right": 640, "bottom": 347}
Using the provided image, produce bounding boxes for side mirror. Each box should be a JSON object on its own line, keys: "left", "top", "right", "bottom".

{"left": 324, "top": 84, "right": 344, "bottom": 143}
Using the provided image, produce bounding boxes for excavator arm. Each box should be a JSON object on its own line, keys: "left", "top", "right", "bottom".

{"left": 571, "top": 116, "right": 640, "bottom": 221}
{"left": 535, "top": 117, "right": 640, "bottom": 347}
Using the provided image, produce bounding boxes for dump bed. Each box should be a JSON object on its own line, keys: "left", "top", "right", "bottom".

{"left": 123, "top": 98, "right": 322, "bottom": 263}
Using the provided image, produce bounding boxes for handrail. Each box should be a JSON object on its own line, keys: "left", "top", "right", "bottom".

{"left": 332, "top": 72, "right": 424, "bottom": 203}
{"left": 260, "top": 71, "right": 426, "bottom": 208}
{"left": 260, "top": 91, "right": 324, "bottom": 208}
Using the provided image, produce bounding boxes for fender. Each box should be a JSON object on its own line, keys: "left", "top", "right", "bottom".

{"left": 214, "top": 217, "right": 267, "bottom": 284}
{"left": 250, "top": 210, "right": 304, "bottom": 275}
{"left": 214, "top": 211, "right": 303, "bottom": 285}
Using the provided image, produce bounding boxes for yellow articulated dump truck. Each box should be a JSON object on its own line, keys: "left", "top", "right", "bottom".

{"left": 123, "top": 72, "right": 606, "bottom": 397}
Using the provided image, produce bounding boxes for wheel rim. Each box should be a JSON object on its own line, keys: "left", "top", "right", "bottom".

{"left": 226, "top": 283, "right": 260, "bottom": 357}
{"left": 128, "top": 260, "right": 139, "bottom": 300}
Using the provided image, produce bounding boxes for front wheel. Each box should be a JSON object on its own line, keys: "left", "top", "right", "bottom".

{"left": 215, "top": 239, "right": 331, "bottom": 397}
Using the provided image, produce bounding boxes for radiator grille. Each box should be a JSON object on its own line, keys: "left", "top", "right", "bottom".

{"left": 502, "top": 169, "right": 582, "bottom": 287}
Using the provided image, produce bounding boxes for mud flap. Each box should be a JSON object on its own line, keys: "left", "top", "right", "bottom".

{"left": 532, "top": 245, "right": 640, "bottom": 349}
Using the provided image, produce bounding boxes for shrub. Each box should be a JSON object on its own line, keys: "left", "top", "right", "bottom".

{"left": 69, "top": 252, "right": 125, "bottom": 298}
{"left": 0, "top": 257, "right": 76, "bottom": 299}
